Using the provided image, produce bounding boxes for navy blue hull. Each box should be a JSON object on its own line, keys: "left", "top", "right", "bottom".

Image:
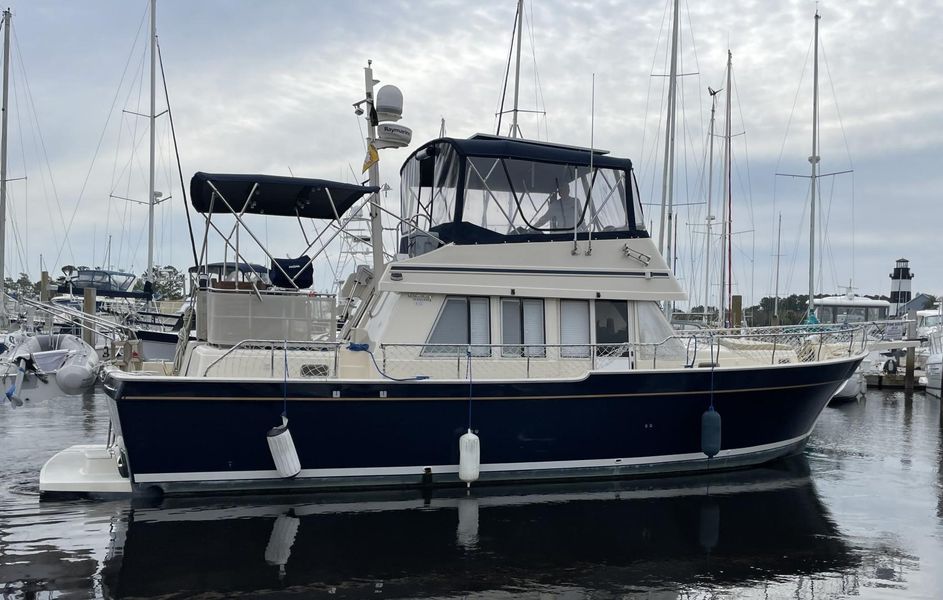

{"left": 107, "top": 357, "right": 860, "bottom": 492}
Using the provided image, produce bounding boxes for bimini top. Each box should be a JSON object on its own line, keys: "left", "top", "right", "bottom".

{"left": 190, "top": 172, "right": 380, "bottom": 220}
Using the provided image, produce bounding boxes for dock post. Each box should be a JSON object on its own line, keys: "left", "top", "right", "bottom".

{"left": 82, "top": 287, "right": 96, "bottom": 346}
{"left": 905, "top": 309, "right": 916, "bottom": 391}
{"left": 39, "top": 271, "right": 49, "bottom": 301}
{"left": 732, "top": 295, "right": 743, "bottom": 328}
{"left": 40, "top": 270, "right": 53, "bottom": 331}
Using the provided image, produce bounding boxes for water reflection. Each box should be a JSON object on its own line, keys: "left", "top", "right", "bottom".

{"left": 938, "top": 396, "right": 943, "bottom": 520}
{"left": 86, "top": 458, "right": 854, "bottom": 598}
{"left": 7, "top": 389, "right": 943, "bottom": 598}
{"left": 81, "top": 390, "right": 97, "bottom": 436}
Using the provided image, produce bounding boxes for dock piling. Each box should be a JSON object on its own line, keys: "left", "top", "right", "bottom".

{"left": 82, "top": 287, "right": 96, "bottom": 346}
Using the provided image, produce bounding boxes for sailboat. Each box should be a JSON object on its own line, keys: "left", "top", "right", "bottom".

{"left": 787, "top": 12, "right": 863, "bottom": 404}
{"left": 0, "top": 9, "right": 99, "bottom": 404}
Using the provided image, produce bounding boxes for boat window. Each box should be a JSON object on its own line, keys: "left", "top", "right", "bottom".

{"left": 560, "top": 300, "right": 590, "bottom": 358}
{"left": 400, "top": 143, "right": 461, "bottom": 237}
{"left": 424, "top": 296, "right": 490, "bottom": 356}
{"left": 463, "top": 158, "right": 629, "bottom": 235}
{"left": 835, "top": 307, "right": 867, "bottom": 323}
{"left": 501, "top": 298, "right": 545, "bottom": 357}
{"left": 816, "top": 306, "right": 836, "bottom": 324}
{"left": 868, "top": 307, "right": 888, "bottom": 321}
{"left": 114, "top": 273, "right": 135, "bottom": 290}
{"left": 636, "top": 301, "right": 685, "bottom": 359}
{"left": 595, "top": 300, "right": 630, "bottom": 345}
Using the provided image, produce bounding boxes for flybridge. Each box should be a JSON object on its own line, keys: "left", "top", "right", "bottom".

{"left": 398, "top": 135, "right": 645, "bottom": 253}
{"left": 56, "top": 269, "right": 150, "bottom": 300}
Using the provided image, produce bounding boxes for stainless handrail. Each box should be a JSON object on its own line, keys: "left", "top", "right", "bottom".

{"left": 202, "top": 338, "right": 342, "bottom": 377}
{"left": 379, "top": 324, "right": 869, "bottom": 368}
{"left": 15, "top": 296, "right": 136, "bottom": 341}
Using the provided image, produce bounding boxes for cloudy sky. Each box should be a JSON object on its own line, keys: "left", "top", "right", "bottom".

{"left": 4, "top": 0, "right": 942, "bottom": 307}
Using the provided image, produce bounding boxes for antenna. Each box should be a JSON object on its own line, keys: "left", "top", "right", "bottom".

{"left": 585, "top": 73, "right": 596, "bottom": 256}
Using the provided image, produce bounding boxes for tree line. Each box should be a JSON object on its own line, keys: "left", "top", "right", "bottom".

{"left": 4, "top": 265, "right": 186, "bottom": 301}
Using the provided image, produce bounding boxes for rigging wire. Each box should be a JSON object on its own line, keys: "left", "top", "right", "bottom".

{"left": 157, "top": 38, "right": 199, "bottom": 269}
{"left": 781, "top": 185, "right": 811, "bottom": 295}
{"left": 52, "top": 2, "right": 149, "bottom": 270}
{"left": 12, "top": 25, "right": 79, "bottom": 268}
{"left": 493, "top": 3, "right": 519, "bottom": 136}
{"left": 119, "top": 43, "right": 148, "bottom": 270}
{"left": 769, "top": 30, "right": 814, "bottom": 298}
{"left": 637, "top": 0, "right": 672, "bottom": 219}
{"left": 524, "top": 0, "right": 547, "bottom": 140}
{"left": 819, "top": 35, "right": 856, "bottom": 289}
{"left": 7, "top": 43, "right": 28, "bottom": 274}
{"left": 729, "top": 67, "right": 756, "bottom": 307}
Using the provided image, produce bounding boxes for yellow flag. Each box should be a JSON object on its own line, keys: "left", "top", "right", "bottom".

{"left": 362, "top": 143, "right": 379, "bottom": 173}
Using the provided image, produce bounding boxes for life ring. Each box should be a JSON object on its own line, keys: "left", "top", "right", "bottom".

{"left": 883, "top": 358, "right": 898, "bottom": 375}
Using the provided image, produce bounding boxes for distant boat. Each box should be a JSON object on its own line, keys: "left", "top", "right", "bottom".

{"left": 926, "top": 329, "right": 942, "bottom": 398}
{"left": 1, "top": 333, "right": 98, "bottom": 404}
{"left": 813, "top": 292, "right": 889, "bottom": 403}
{"left": 789, "top": 12, "right": 865, "bottom": 405}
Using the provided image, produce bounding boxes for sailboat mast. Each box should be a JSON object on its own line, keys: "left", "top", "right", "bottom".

{"left": 719, "top": 51, "right": 732, "bottom": 325}
{"left": 704, "top": 88, "right": 719, "bottom": 324}
{"left": 808, "top": 11, "right": 820, "bottom": 318}
{"left": 0, "top": 9, "right": 9, "bottom": 317}
{"left": 510, "top": 0, "right": 524, "bottom": 138}
{"left": 659, "top": 0, "right": 680, "bottom": 319}
{"left": 146, "top": 0, "right": 157, "bottom": 283}
{"left": 724, "top": 50, "right": 733, "bottom": 325}
{"left": 774, "top": 212, "right": 781, "bottom": 323}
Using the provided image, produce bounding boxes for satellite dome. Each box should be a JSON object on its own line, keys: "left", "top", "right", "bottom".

{"left": 375, "top": 85, "right": 403, "bottom": 122}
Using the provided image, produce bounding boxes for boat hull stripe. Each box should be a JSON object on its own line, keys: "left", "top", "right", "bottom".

{"left": 131, "top": 429, "right": 813, "bottom": 484}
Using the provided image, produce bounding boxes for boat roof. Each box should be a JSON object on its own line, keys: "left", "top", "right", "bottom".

{"left": 73, "top": 268, "right": 135, "bottom": 277}
{"left": 188, "top": 262, "right": 268, "bottom": 274}
{"left": 190, "top": 172, "right": 379, "bottom": 220}
{"left": 401, "top": 136, "right": 633, "bottom": 173}
{"left": 813, "top": 295, "right": 890, "bottom": 307}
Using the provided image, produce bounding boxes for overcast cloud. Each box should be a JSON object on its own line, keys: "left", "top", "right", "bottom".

{"left": 4, "top": 0, "right": 942, "bottom": 307}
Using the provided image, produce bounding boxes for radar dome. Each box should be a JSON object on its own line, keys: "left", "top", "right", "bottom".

{"left": 375, "top": 85, "right": 403, "bottom": 122}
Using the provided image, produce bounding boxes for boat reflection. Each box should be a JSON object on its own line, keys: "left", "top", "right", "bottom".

{"left": 98, "top": 457, "right": 856, "bottom": 598}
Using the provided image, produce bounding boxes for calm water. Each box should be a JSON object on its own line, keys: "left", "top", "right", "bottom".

{"left": 2, "top": 389, "right": 942, "bottom": 599}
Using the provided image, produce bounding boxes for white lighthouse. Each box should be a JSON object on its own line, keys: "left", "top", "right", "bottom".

{"left": 889, "top": 258, "right": 914, "bottom": 317}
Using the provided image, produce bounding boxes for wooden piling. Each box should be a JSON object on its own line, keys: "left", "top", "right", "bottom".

{"left": 40, "top": 270, "right": 53, "bottom": 331}
{"left": 905, "top": 309, "right": 916, "bottom": 391}
{"left": 732, "top": 295, "right": 743, "bottom": 328}
{"left": 82, "top": 287, "right": 96, "bottom": 346}
{"left": 39, "top": 271, "right": 49, "bottom": 302}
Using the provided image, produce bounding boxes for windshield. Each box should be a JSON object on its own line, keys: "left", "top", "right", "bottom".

{"left": 461, "top": 158, "right": 631, "bottom": 234}
{"left": 817, "top": 306, "right": 868, "bottom": 324}
{"left": 72, "top": 271, "right": 135, "bottom": 291}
